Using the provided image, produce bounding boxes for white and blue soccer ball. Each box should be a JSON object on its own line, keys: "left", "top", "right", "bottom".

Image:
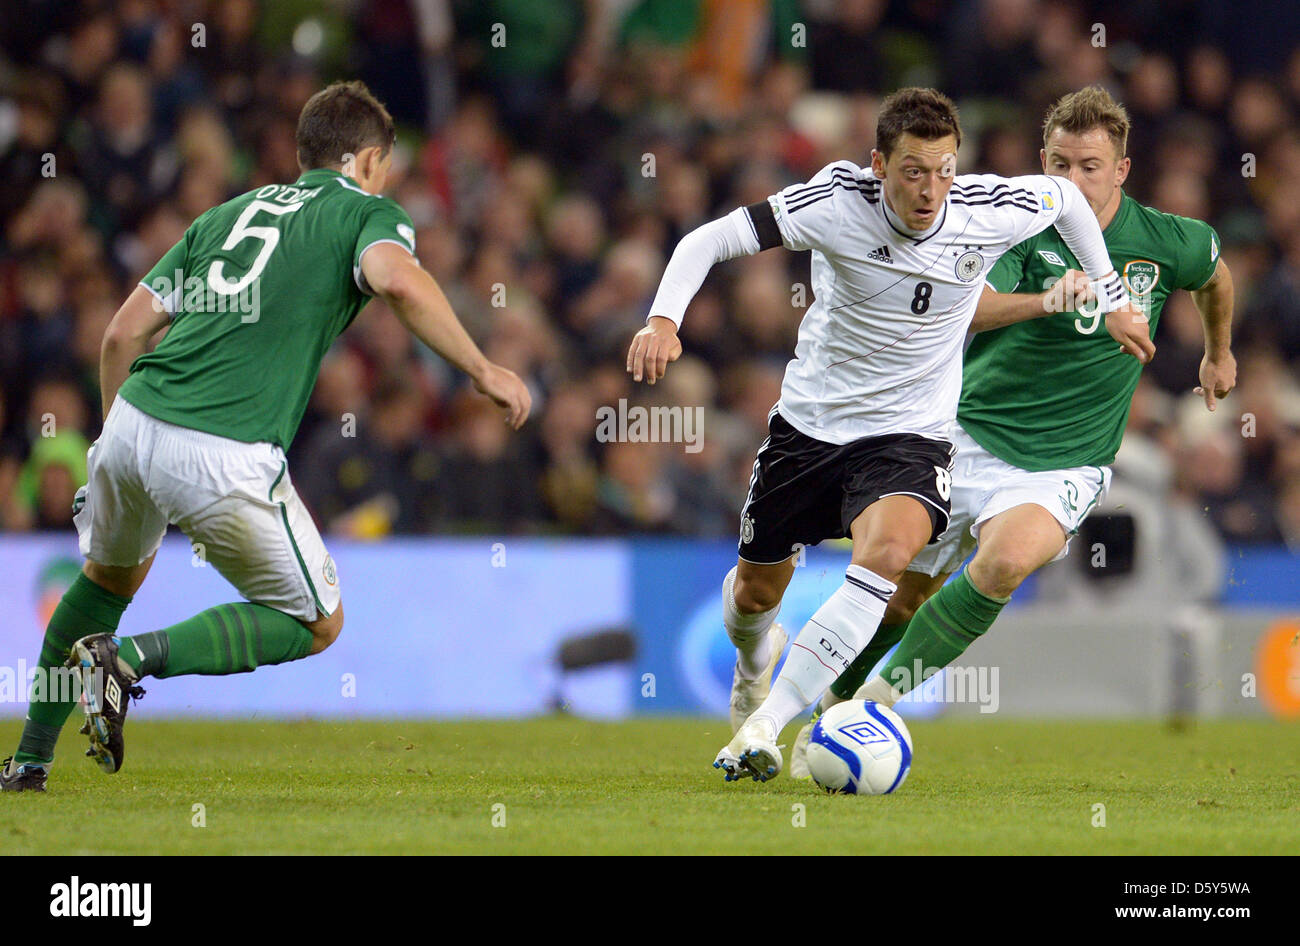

{"left": 806, "top": 700, "right": 913, "bottom": 795}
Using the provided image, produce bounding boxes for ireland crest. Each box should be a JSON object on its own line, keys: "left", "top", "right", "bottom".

{"left": 1122, "top": 260, "right": 1160, "bottom": 297}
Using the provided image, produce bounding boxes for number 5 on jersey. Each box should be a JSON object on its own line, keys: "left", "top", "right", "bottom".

{"left": 207, "top": 199, "right": 303, "bottom": 297}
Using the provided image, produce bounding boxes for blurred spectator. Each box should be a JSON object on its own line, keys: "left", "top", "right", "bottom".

{"left": 566, "top": 237, "right": 662, "bottom": 363}
{"left": 10, "top": 373, "right": 91, "bottom": 531}
{"left": 1173, "top": 426, "right": 1279, "bottom": 543}
{"left": 805, "top": 0, "right": 887, "bottom": 95}
{"left": 592, "top": 438, "right": 677, "bottom": 534}
{"left": 72, "top": 62, "right": 174, "bottom": 234}
{"left": 294, "top": 371, "right": 439, "bottom": 537}
{"left": 432, "top": 386, "right": 544, "bottom": 533}
{"left": 538, "top": 380, "right": 600, "bottom": 530}
{"left": 1244, "top": 231, "right": 1300, "bottom": 363}
{"left": 0, "top": 76, "right": 74, "bottom": 220}
{"left": 456, "top": 0, "right": 586, "bottom": 145}
{"left": 947, "top": 0, "right": 1040, "bottom": 100}
{"left": 545, "top": 193, "right": 605, "bottom": 313}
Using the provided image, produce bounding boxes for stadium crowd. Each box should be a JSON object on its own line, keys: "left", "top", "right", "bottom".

{"left": 1, "top": 0, "right": 1298, "bottom": 549}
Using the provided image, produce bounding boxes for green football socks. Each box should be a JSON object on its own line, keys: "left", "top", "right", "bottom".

{"left": 119, "top": 603, "right": 314, "bottom": 678}
{"left": 876, "top": 569, "right": 1008, "bottom": 697}
{"left": 14, "top": 574, "right": 131, "bottom": 766}
{"left": 14, "top": 590, "right": 314, "bottom": 766}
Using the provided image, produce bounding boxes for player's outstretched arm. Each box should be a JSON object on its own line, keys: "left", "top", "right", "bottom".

{"left": 362, "top": 242, "right": 531, "bottom": 429}
{"left": 101, "top": 285, "right": 172, "bottom": 416}
{"left": 971, "top": 271, "right": 1095, "bottom": 332}
{"left": 1045, "top": 178, "right": 1155, "bottom": 363}
{"left": 628, "top": 208, "right": 761, "bottom": 384}
{"left": 1190, "top": 258, "right": 1237, "bottom": 411}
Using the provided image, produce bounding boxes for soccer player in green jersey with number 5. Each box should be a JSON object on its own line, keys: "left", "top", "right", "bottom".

{"left": 791, "top": 86, "right": 1237, "bottom": 773}
{"left": 2, "top": 82, "right": 531, "bottom": 791}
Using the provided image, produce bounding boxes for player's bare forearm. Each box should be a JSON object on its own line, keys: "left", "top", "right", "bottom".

{"left": 971, "top": 271, "right": 1094, "bottom": 332}
{"left": 99, "top": 347, "right": 137, "bottom": 418}
{"left": 384, "top": 272, "right": 489, "bottom": 380}
{"left": 1191, "top": 259, "right": 1236, "bottom": 409}
{"left": 1192, "top": 259, "right": 1234, "bottom": 359}
{"left": 363, "top": 243, "right": 530, "bottom": 427}
{"left": 100, "top": 285, "right": 171, "bottom": 416}
{"left": 971, "top": 287, "right": 1051, "bottom": 331}
{"left": 370, "top": 254, "right": 490, "bottom": 381}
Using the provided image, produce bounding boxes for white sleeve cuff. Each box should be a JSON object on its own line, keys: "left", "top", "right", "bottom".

{"left": 139, "top": 280, "right": 180, "bottom": 317}
{"left": 354, "top": 238, "right": 416, "bottom": 295}
{"left": 1052, "top": 181, "right": 1131, "bottom": 312}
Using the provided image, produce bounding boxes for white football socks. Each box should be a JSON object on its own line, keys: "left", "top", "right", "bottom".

{"left": 722, "top": 566, "right": 780, "bottom": 679}
{"left": 749, "top": 564, "right": 895, "bottom": 737}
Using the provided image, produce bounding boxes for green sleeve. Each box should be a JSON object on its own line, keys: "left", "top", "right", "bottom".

{"left": 352, "top": 198, "right": 416, "bottom": 294}
{"left": 985, "top": 238, "right": 1033, "bottom": 293}
{"left": 1171, "top": 216, "right": 1221, "bottom": 290}
{"left": 140, "top": 237, "right": 189, "bottom": 312}
{"left": 140, "top": 207, "right": 217, "bottom": 313}
{"left": 142, "top": 233, "right": 197, "bottom": 315}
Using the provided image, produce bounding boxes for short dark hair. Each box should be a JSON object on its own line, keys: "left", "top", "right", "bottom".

{"left": 876, "top": 88, "right": 962, "bottom": 157}
{"left": 1043, "top": 86, "right": 1130, "bottom": 158}
{"left": 296, "top": 80, "right": 396, "bottom": 171}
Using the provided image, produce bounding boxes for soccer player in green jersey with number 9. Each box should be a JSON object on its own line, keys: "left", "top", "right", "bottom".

{"left": 791, "top": 86, "right": 1237, "bottom": 774}
{"left": 2, "top": 82, "right": 531, "bottom": 791}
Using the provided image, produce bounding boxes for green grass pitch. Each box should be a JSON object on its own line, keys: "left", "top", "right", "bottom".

{"left": 6, "top": 717, "right": 1298, "bottom": 855}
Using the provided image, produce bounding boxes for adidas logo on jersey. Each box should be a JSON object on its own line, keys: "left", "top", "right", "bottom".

{"left": 867, "top": 244, "right": 894, "bottom": 263}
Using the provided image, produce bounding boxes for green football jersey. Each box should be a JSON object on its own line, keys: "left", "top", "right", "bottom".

{"left": 121, "top": 168, "right": 414, "bottom": 449}
{"left": 959, "top": 192, "right": 1219, "bottom": 471}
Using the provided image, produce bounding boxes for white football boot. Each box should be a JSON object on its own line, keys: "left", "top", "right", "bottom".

{"left": 714, "top": 715, "right": 783, "bottom": 783}
{"left": 728, "top": 623, "right": 788, "bottom": 733}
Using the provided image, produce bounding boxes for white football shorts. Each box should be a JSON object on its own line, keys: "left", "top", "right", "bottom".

{"left": 74, "top": 397, "right": 339, "bottom": 621}
{"left": 909, "top": 422, "right": 1111, "bottom": 578}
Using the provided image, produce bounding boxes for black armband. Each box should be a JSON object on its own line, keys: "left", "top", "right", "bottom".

{"left": 745, "top": 200, "right": 783, "bottom": 251}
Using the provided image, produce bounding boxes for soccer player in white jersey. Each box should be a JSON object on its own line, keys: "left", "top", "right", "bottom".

{"left": 785, "top": 86, "right": 1235, "bottom": 777}
{"left": 626, "top": 87, "right": 1153, "bottom": 783}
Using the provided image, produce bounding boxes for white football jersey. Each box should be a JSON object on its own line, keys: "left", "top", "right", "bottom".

{"left": 762, "top": 160, "right": 1081, "bottom": 445}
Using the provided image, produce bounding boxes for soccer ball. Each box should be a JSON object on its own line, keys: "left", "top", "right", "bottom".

{"left": 805, "top": 700, "right": 913, "bottom": 795}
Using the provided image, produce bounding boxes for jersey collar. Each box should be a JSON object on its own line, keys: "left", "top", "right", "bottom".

{"left": 1102, "top": 190, "right": 1132, "bottom": 236}
{"left": 295, "top": 167, "right": 347, "bottom": 185}
{"left": 880, "top": 190, "right": 947, "bottom": 244}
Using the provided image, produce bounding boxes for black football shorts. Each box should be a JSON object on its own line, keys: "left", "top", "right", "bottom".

{"left": 738, "top": 411, "right": 955, "bottom": 565}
